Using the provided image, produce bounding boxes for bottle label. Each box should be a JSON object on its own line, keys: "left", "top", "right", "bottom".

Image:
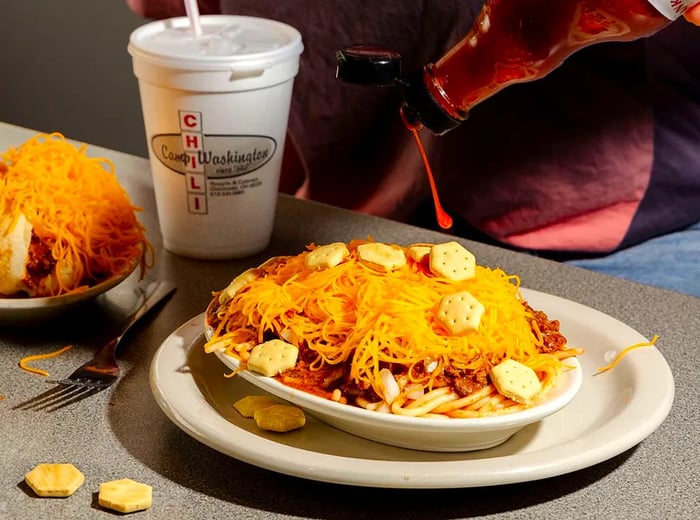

{"left": 647, "top": 0, "right": 694, "bottom": 20}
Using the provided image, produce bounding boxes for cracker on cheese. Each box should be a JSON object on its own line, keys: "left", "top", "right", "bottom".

{"left": 305, "top": 242, "right": 350, "bottom": 270}
{"left": 437, "top": 290, "right": 485, "bottom": 335}
{"left": 357, "top": 242, "right": 406, "bottom": 271}
{"left": 246, "top": 339, "right": 299, "bottom": 377}
{"left": 491, "top": 359, "right": 542, "bottom": 404}
{"left": 406, "top": 244, "right": 431, "bottom": 263}
{"left": 429, "top": 241, "right": 476, "bottom": 281}
{"left": 218, "top": 268, "right": 259, "bottom": 305}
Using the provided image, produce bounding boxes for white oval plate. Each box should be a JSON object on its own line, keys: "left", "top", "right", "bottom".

{"left": 149, "top": 288, "right": 675, "bottom": 488}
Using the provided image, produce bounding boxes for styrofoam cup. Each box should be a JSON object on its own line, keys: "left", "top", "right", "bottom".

{"left": 128, "top": 16, "right": 303, "bottom": 259}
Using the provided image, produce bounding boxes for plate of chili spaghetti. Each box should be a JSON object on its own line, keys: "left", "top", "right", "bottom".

{"left": 202, "top": 240, "right": 584, "bottom": 451}
{"left": 149, "top": 286, "right": 674, "bottom": 488}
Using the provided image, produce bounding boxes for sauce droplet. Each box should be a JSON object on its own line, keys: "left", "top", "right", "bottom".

{"left": 401, "top": 108, "right": 453, "bottom": 230}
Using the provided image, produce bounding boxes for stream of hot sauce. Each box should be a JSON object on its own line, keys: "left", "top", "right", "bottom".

{"left": 400, "top": 108, "right": 453, "bottom": 230}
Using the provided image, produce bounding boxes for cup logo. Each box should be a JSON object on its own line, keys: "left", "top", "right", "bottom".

{"left": 149, "top": 110, "right": 279, "bottom": 216}
{"left": 150, "top": 133, "right": 277, "bottom": 178}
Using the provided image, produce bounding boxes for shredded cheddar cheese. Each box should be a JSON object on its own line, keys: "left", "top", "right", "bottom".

{"left": 207, "top": 240, "right": 577, "bottom": 416}
{"left": 19, "top": 345, "right": 73, "bottom": 377}
{"left": 0, "top": 133, "right": 151, "bottom": 296}
{"left": 596, "top": 335, "right": 659, "bottom": 374}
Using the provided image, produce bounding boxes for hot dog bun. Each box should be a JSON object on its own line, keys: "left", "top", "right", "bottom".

{"left": 0, "top": 210, "right": 32, "bottom": 296}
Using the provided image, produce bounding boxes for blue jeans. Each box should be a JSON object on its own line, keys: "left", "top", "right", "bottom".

{"left": 566, "top": 221, "right": 700, "bottom": 298}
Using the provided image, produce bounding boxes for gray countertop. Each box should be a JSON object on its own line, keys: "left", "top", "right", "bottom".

{"left": 1, "top": 122, "right": 698, "bottom": 519}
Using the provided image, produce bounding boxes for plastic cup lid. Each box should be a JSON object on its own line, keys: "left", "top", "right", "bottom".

{"left": 128, "top": 15, "right": 303, "bottom": 71}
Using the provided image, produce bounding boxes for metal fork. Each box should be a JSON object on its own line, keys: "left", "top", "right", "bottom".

{"left": 48, "top": 280, "right": 177, "bottom": 388}
{"left": 14, "top": 280, "right": 176, "bottom": 411}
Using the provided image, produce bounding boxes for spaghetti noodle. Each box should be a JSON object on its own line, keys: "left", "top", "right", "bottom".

{"left": 205, "top": 239, "right": 582, "bottom": 418}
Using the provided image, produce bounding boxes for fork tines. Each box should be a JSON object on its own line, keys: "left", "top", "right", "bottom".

{"left": 12, "top": 383, "right": 106, "bottom": 412}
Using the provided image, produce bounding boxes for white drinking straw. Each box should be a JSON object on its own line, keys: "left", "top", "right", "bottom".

{"left": 184, "top": 0, "right": 203, "bottom": 37}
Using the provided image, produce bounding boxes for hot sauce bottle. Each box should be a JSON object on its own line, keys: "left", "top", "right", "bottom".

{"left": 400, "top": 0, "right": 697, "bottom": 134}
{"left": 338, "top": 0, "right": 697, "bottom": 134}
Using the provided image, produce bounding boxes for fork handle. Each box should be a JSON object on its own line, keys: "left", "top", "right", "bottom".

{"left": 117, "top": 280, "right": 177, "bottom": 341}
{"left": 87, "top": 281, "right": 177, "bottom": 369}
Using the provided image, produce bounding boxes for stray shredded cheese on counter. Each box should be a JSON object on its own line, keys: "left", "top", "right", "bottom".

{"left": 19, "top": 345, "right": 73, "bottom": 377}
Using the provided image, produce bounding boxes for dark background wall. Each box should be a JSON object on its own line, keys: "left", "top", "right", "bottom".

{"left": 0, "top": 0, "right": 149, "bottom": 157}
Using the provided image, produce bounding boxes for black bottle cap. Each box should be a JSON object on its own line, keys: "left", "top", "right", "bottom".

{"left": 336, "top": 45, "right": 402, "bottom": 87}
{"left": 336, "top": 46, "right": 466, "bottom": 135}
{"left": 400, "top": 70, "right": 464, "bottom": 135}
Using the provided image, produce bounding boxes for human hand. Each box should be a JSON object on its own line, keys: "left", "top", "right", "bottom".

{"left": 685, "top": 3, "right": 700, "bottom": 26}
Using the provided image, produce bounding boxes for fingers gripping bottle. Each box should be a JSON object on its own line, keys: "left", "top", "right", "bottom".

{"left": 337, "top": 0, "right": 697, "bottom": 134}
